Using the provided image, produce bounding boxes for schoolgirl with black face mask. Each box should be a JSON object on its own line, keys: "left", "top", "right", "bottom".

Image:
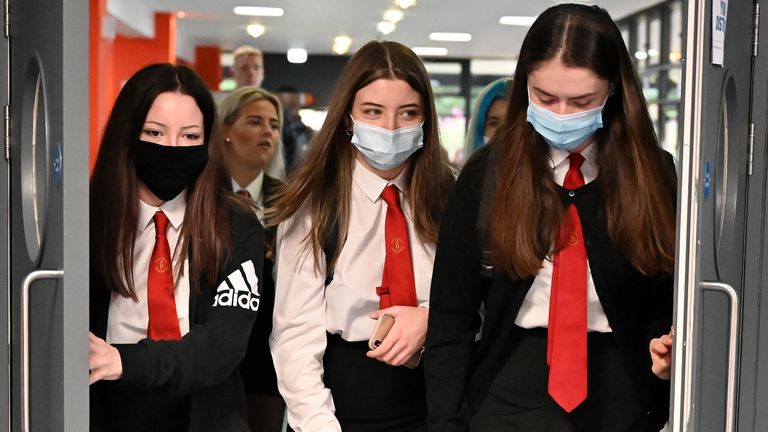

{"left": 88, "top": 63, "right": 263, "bottom": 432}
{"left": 267, "top": 40, "right": 455, "bottom": 432}
{"left": 425, "top": 4, "right": 677, "bottom": 432}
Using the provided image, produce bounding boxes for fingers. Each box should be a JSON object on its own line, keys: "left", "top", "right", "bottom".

{"left": 370, "top": 306, "right": 401, "bottom": 320}
{"left": 88, "top": 335, "right": 123, "bottom": 384}
{"left": 649, "top": 338, "right": 669, "bottom": 356}
{"left": 366, "top": 326, "right": 417, "bottom": 366}
{"left": 649, "top": 334, "right": 673, "bottom": 380}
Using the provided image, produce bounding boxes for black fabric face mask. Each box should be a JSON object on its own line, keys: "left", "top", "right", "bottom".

{"left": 134, "top": 140, "right": 209, "bottom": 202}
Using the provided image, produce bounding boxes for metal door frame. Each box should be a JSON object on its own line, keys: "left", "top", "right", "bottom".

{"left": 673, "top": 1, "right": 765, "bottom": 431}
{"left": 2, "top": 0, "right": 89, "bottom": 430}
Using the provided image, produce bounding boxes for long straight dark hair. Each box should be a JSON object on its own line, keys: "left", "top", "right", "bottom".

{"left": 267, "top": 41, "right": 455, "bottom": 271}
{"left": 489, "top": 4, "right": 676, "bottom": 278}
{"left": 90, "top": 63, "right": 242, "bottom": 299}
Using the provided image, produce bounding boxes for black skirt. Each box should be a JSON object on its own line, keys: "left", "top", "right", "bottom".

{"left": 323, "top": 332, "right": 427, "bottom": 432}
{"left": 469, "top": 327, "right": 656, "bottom": 432}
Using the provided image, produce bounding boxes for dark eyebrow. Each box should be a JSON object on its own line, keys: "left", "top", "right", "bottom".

{"left": 144, "top": 121, "right": 201, "bottom": 130}
{"left": 244, "top": 114, "right": 280, "bottom": 123}
{"left": 361, "top": 102, "right": 385, "bottom": 108}
{"left": 532, "top": 87, "right": 597, "bottom": 100}
{"left": 399, "top": 103, "right": 421, "bottom": 110}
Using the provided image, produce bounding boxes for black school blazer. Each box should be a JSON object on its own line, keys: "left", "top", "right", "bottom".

{"left": 424, "top": 145, "right": 675, "bottom": 431}
{"left": 90, "top": 203, "right": 264, "bottom": 432}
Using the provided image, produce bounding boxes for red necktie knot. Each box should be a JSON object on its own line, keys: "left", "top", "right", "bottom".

{"left": 564, "top": 153, "right": 586, "bottom": 190}
{"left": 236, "top": 189, "right": 251, "bottom": 198}
{"left": 380, "top": 185, "right": 401, "bottom": 208}
{"left": 154, "top": 211, "right": 169, "bottom": 238}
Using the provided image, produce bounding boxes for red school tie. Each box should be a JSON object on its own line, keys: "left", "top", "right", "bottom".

{"left": 376, "top": 185, "right": 418, "bottom": 309}
{"left": 236, "top": 189, "right": 251, "bottom": 198}
{"left": 147, "top": 211, "right": 182, "bottom": 340}
{"left": 547, "top": 153, "right": 588, "bottom": 412}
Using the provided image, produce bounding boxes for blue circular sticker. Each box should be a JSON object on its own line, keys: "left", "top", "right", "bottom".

{"left": 53, "top": 142, "right": 62, "bottom": 187}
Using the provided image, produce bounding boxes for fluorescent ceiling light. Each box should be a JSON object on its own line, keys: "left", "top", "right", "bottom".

{"left": 396, "top": 0, "right": 416, "bottom": 9}
{"left": 498, "top": 16, "right": 536, "bottom": 26}
{"left": 383, "top": 9, "right": 404, "bottom": 23}
{"left": 287, "top": 48, "right": 308, "bottom": 64}
{"left": 233, "top": 6, "right": 284, "bottom": 17}
{"left": 246, "top": 24, "right": 265, "bottom": 38}
{"left": 412, "top": 46, "right": 448, "bottom": 56}
{"left": 333, "top": 35, "right": 352, "bottom": 55}
{"left": 377, "top": 21, "right": 396, "bottom": 35}
{"left": 429, "top": 32, "right": 472, "bottom": 42}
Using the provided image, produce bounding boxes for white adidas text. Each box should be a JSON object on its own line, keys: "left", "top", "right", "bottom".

{"left": 212, "top": 260, "right": 260, "bottom": 312}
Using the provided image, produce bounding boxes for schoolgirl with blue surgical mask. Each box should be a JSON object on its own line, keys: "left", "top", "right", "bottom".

{"left": 267, "top": 40, "right": 455, "bottom": 432}
{"left": 424, "top": 4, "right": 677, "bottom": 432}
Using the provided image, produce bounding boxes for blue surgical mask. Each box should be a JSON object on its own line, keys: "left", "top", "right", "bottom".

{"left": 526, "top": 93, "right": 607, "bottom": 151}
{"left": 350, "top": 117, "right": 424, "bottom": 170}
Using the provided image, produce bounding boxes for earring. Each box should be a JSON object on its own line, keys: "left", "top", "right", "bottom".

{"left": 346, "top": 127, "right": 352, "bottom": 136}
{"left": 225, "top": 137, "right": 231, "bottom": 143}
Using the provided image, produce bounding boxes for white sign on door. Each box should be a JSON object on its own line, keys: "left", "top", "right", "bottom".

{"left": 712, "top": 0, "right": 728, "bottom": 66}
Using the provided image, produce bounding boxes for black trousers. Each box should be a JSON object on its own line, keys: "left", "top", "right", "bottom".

{"left": 323, "top": 332, "right": 427, "bottom": 432}
{"left": 470, "top": 327, "right": 656, "bottom": 432}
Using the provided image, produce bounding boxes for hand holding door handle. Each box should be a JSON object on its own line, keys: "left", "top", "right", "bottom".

{"left": 88, "top": 332, "right": 123, "bottom": 384}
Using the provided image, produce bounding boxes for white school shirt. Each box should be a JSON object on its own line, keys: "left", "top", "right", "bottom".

{"left": 232, "top": 172, "right": 265, "bottom": 224}
{"left": 514, "top": 142, "right": 612, "bottom": 332}
{"left": 106, "top": 191, "right": 191, "bottom": 344}
{"left": 270, "top": 160, "right": 433, "bottom": 432}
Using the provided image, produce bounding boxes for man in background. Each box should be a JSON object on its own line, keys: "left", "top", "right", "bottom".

{"left": 232, "top": 45, "right": 265, "bottom": 88}
{"left": 276, "top": 85, "right": 313, "bottom": 174}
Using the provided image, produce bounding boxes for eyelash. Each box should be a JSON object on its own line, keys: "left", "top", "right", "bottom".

{"left": 538, "top": 98, "right": 591, "bottom": 107}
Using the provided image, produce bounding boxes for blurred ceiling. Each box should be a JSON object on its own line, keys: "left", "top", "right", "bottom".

{"left": 110, "top": 0, "right": 666, "bottom": 61}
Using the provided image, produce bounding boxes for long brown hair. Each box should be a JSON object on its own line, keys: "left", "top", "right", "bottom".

{"left": 267, "top": 40, "right": 455, "bottom": 271}
{"left": 489, "top": 4, "right": 676, "bottom": 279}
{"left": 90, "top": 63, "right": 243, "bottom": 299}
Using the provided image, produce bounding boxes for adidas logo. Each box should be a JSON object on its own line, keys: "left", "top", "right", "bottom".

{"left": 212, "top": 260, "right": 260, "bottom": 312}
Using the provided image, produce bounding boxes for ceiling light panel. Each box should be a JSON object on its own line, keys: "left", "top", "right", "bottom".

{"left": 412, "top": 46, "right": 448, "bottom": 56}
{"left": 429, "top": 32, "right": 472, "bottom": 42}
{"left": 287, "top": 48, "right": 308, "bottom": 64}
{"left": 498, "top": 16, "right": 537, "bottom": 26}
{"left": 233, "top": 6, "right": 284, "bottom": 17}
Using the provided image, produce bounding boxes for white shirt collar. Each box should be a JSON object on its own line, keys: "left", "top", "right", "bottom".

{"left": 548, "top": 141, "right": 599, "bottom": 171}
{"left": 352, "top": 159, "right": 408, "bottom": 203}
{"left": 231, "top": 172, "right": 265, "bottom": 202}
{"left": 137, "top": 189, "right": 187, "bottom": 233}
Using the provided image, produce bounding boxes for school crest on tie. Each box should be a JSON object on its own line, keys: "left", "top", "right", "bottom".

{"left": 567, "top": 231, "right": 580, "bottom": 246}
{"left": 391, "top": 237, "right": 405, "bottom": 253}
{"left": 155, "top": 257, "right": 170, "bottom": 273}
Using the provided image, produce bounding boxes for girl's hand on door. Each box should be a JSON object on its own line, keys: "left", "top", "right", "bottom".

{"left": 649, "top": 330, "right": 674, "bottom": 380}
{"left": 366, "top": 306, "right": 428, "bottom": 366}
{"left": 89, "top": 332, "right": 123, "bottom": 384}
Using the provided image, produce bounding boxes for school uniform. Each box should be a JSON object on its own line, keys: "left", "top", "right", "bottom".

{"left": 424, "top": 144, "right": 675, "bottom": 432}
{"left": 89, "top": 192, "right": 264, "bottom": 432}
{"left": 270, "top": 160, "right": 434, "bottom": 432}
{"left": 233, "top": 173, "right": 284, "bottom": 396}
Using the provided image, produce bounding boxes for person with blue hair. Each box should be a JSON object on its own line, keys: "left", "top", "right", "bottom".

{"left": 463, "top": 77, "right": 512, "bottom": 160}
